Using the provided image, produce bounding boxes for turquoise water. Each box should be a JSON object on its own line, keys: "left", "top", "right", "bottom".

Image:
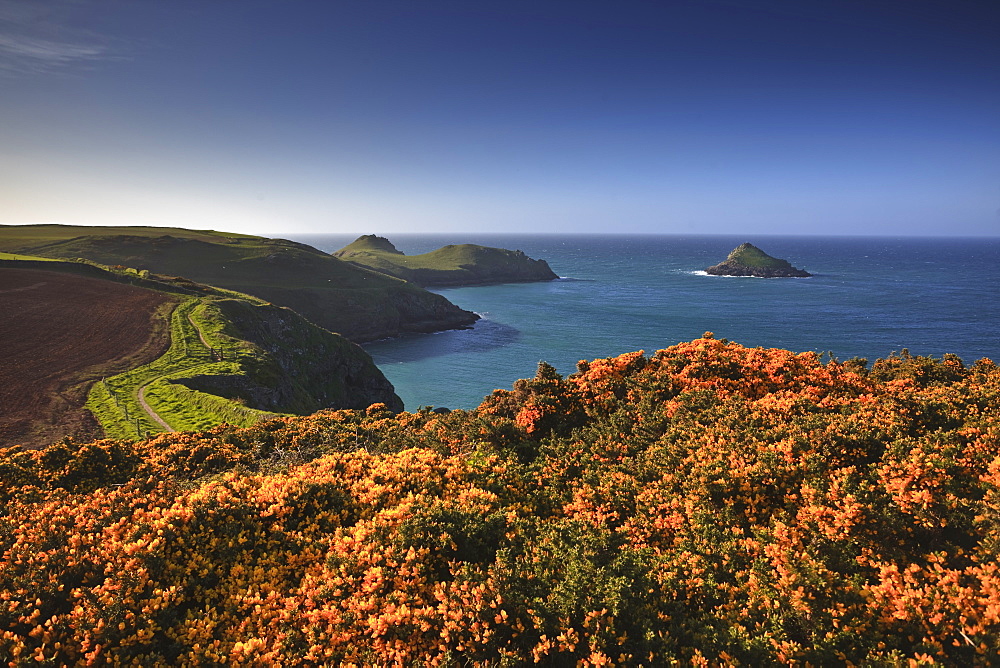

{"left": 291, "top": 234, "right": 1000, "bottom": 411}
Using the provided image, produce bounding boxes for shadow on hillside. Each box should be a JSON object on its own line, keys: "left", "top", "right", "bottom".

{"left": 363, "top": 318, "right": 520, "bottom": 364}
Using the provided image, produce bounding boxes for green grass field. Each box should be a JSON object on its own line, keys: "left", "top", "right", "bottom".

{"left": 0, "top": 252, "right": 59, "bottom": 261}
{"left": 0, "top": 223, "right": 257, "bottom": 249}
{"left": 86, "top": 298, "right": 281, "bottom": 439}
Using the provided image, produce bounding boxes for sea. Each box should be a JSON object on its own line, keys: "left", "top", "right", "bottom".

{"left": 288, "top": 234, "right": 1000, "bottom": 412}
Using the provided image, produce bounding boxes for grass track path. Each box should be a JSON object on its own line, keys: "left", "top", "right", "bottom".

{"left": 132, "top": 302, "right": 217, "bottom": 434}
{"left": 188, "top": 310, "right": 216, "bottom": 355}
{"left": 137, "top": 382, "right": 174, "bottom": 432}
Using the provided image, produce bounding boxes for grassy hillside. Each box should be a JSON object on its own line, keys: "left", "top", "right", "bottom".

{"left": 335, "top": 234, "right": 558, "bottom": 286}
{"left": 725, "top": 242, "right": 792, "bottom": 268}
{"left": 0, "top": 259, "right": 401, "bottom": 446}
{"left": 0, "top": 225, "right": 478, "bottom": 342}
{"left": 0, "top": 223, "right": 259, "bottom": 246}
{"left": 1, "top": 335, "right": 997, "bottom": 664}
{"left": 0, "top": 252, "right": 59, "bottom": 261}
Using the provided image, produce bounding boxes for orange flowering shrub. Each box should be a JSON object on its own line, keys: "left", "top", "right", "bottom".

{"left": 1, "top": 335, "right": 999, "bottom": 665}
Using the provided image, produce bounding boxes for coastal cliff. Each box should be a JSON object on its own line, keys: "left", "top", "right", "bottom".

{"left": 334, "top": 235, "right": 559, "bottom": 287}
{"left": 0, "top": 258, "right": 404, "bottom": 448}
{"left": 0, "top": 226, "right": 479, "bottom": 342}
{"left": 706, "top": 242, "right": 811, "bottom": 278}
{"left": 176, "top": 297, "right": 403, "bottom": 413}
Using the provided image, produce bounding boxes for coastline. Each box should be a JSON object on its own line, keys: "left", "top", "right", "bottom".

{"left": 332, "top": 234, "right": 1000, "bottom": 411}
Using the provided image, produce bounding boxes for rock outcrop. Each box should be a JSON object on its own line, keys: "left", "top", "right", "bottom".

{"left": 706, "top": 243, "right": 811, "bottom": 278}
{"left": 176, "top": 297, "right": 404, "bottom": 412}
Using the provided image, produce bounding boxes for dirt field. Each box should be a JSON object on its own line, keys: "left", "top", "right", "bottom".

{"left": 0, "top": 268, "right": 175, "bottom": 448}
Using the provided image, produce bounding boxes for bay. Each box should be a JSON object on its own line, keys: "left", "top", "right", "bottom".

{"left": 289, "top": 234, "right": 1000, "bottom": 411}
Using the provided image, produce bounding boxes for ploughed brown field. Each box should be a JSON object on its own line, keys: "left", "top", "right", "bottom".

{"left": 0, "top": 268, "right": 175, "bottom": 448}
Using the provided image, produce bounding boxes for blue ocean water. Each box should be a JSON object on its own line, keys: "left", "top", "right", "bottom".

{"left": 290, "top": 234, "right": 1000, "bottom": 411}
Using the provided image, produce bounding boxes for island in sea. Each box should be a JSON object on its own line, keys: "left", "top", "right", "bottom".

{"left": 334, "top": 234, "right": 559, "bottom": 287}
{"left": 706, "top": 242, "right": 812, "bottom": 277}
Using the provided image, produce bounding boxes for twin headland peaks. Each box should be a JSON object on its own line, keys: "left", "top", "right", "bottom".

{"left": 706, "top": 242, "right": 812, "bottom": 278}
{"left": 334, "top": 234, "right": 559, "bottom": 287}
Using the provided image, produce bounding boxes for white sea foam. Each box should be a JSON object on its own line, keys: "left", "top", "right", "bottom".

{"left": 688, "top": 270, "right": 755, "bottom": 278}
{"left": 688, "top": 270, "right": 784, "bottom": 279}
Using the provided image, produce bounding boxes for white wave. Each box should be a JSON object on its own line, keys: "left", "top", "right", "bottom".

{"left": 688, "top": 270, "right": 809, "bottom": 279}
{"left": 687, "top": 270, "right": 750, "bottom": 277}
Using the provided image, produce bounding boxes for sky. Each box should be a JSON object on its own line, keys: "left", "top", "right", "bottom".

{"left": 1, "top": 0, "right": 998, "bottom": 237}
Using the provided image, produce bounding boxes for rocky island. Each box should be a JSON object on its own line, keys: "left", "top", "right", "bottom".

{"left": 335, "top": 235, "right": 558, "bottom": 287}
{"left": 706, "top": 242, "right": 811, "bottom": 278}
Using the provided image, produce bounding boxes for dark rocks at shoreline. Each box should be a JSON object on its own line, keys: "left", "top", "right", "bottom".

{"left": 706, "top": 263, "right": 812, "bottom": 278}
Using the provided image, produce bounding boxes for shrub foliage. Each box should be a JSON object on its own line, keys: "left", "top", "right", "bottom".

{"left": 2, "top": 334, "right": 998, "bottom": 665}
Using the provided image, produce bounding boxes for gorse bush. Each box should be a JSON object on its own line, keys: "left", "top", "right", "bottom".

{"left": 1, "top": 334, "right": 998, "bottom": 665}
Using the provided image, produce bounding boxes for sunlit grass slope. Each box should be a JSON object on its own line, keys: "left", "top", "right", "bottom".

{"left": 0, "top": 225, "right": 478, "bottom": 342}
{"left": 0, "top": 252, "right": 59, "bottom": 261}
{"left": 725, "top": 241, "right": 792, "bottom": 268}
{"left": 2, "top": 335, "right": 998, "bottom": 665}
{"left": 1, "top": 258, "right": 400, "bottom": 443}
{"left": 0, "top": 223, "right": 259, "bottom": 249}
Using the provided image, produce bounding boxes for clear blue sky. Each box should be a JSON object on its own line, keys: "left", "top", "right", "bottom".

{"left": 2, "top": 0, "right": 998, "bottom": 236}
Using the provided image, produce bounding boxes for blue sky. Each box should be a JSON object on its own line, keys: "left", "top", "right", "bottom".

{"left": 2, "top": 0, "right": 998, "bottom": 236}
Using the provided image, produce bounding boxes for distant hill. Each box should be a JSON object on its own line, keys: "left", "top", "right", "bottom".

{"left": 0, "top": 225, "right": 479, "bottom": 342}
{"left": 0, "top": 258, "right": 401, "bottom": 447}
{"left": 706, "top": 242, "right": 811, "bottom": 277}
{"left": 0, "top": 223, "right": 260, "bottom": 248}
{"left": 334, "top": 234, "right": 558, "bottom": 287}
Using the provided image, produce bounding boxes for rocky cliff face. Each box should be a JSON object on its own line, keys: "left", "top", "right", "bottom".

{"left": 706, "top": 243, "right": 811, "bottom": 278}
{"left": 386, "top": 289, "right": 482, "bottom": 336}
{"left": 245, "top": 283, "right": 480, "bottom": 343}
{"left": 177, "top": 298, "right": 404, "bottom": 412}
